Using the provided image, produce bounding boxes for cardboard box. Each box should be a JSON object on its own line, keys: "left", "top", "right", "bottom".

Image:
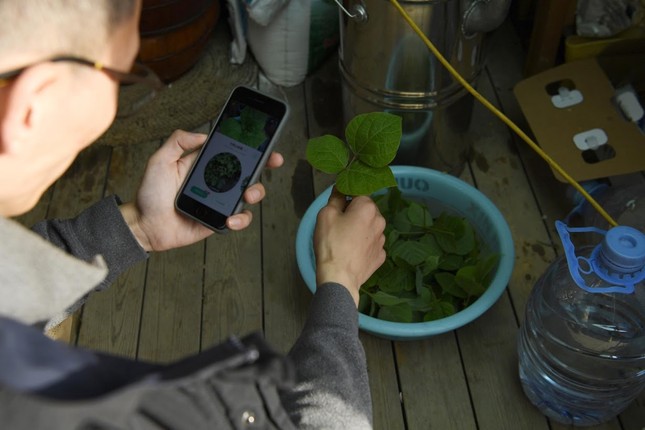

{"left": 565, "top": 26, "right": 645, "bottom": 62}
{"left": 514, "top": 55, "right": 645, "bottom": 182}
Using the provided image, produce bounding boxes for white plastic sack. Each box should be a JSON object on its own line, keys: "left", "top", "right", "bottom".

{"left": 576, "top": 0, "right": 643, "bottom": 37}
{"left": 226, "top": 0, "right": 249, "bottom": 64}
{"left": 227, "top": 0, "right": 339, "bottom": 87}
{"left": 246, "top": 0, "right": 289, "bottom": 25}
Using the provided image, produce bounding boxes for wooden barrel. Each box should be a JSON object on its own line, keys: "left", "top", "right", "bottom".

{"left": 138, "top": 0, "right": 220, "bottom": 83}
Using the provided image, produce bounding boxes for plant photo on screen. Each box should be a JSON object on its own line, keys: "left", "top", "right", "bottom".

{"left": 203, "top": 152, "right": 242, "bottom": 193}
{"left": 219, "top": 105, "right": 270, "bottom": 149}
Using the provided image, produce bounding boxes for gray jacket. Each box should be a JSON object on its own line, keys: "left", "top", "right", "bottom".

{"left": 0, "top": 196, "right": 372, "bottom": 429}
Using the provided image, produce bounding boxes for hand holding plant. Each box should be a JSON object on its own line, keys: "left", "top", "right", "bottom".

{"left": 314, "top": 188, "right": 387, "bottom": 306}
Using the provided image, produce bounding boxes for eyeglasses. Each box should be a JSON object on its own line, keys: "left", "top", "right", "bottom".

{"left": 0, "top": 56, "right": 165, "bottom": 117}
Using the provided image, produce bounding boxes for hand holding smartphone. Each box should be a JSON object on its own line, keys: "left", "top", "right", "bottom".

{"left": 175, "top": 86, "right": 289, "bottom": 232}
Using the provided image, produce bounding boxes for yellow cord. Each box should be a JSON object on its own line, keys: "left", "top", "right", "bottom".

{"left": 387, "top": 0, "right": 618, "bottom": 227}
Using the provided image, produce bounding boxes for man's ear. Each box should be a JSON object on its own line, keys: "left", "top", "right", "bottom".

{"left": 0, "top": 64, "right": 59, "bottom": 155}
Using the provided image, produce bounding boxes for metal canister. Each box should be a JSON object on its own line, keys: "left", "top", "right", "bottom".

{"left": 338, "top": 0, "right": 508, "bottom": 175}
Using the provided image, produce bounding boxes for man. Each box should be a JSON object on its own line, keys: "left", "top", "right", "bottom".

{"left": 0, "top": 1, "right": 386, "bottom": 429}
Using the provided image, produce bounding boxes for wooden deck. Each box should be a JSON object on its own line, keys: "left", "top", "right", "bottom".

{"left": 18, "top": 21, "right": 645, "bottom": 430}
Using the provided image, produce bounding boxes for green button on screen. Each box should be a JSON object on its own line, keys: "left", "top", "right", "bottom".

{"left": 191, "top": 186, "right": 208, "bottom": 198}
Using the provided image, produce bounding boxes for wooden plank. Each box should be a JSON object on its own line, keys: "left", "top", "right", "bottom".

{"left": 260, "top": 83, "right": 312, "bottom": 354}
{"left": 457, "top": 66, "right": 552, "bottom": 429}
{"left": 137, "top": 243, "right": 204, "bottom": 363}
{"left": 195, "top": 116, "right": 265, "bottom": 346}
{"left": 396, "top": 333, "right": 476, "bottom": 429}
{"left": 459, "top": 299, "right": 545, "bottom": 430}
{"left": 201, "top": 205, "right": 263, "bottom": 345}
{"left": 305, "top": 59, "right": 407, "bottom": 430}
{"left": 486, "top": 21, "right": 570, "bottom": 257}
{"left": 361, "top": 335, "right": 405, "bottom": 430}
{"left": 76, "top": 139, "right": 160, "bottom": 357}
{"left": 468, "top": 69, "right": 556, "bottom": 324}
{"left": 44, "top": 144, "right": 113, "bottom": 344}
{"left": 524, "top": 0, "right": 576, "bottom": 76}
{"left": 45, "top": 317, "right": 78, "bottom": 344}
{"left": 136, "top": 124, "right": 213, "bottom": 363}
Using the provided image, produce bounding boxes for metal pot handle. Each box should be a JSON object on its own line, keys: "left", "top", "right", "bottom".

{"left": 461, "top": 0, "right": 511, "bottom": 36}
{"left": 334, "top": 0, "right": 368, "bottom": 22}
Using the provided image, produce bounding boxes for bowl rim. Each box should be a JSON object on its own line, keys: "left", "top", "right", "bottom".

{"left": 296, "top": 165, "right": 515, "bottom": 340}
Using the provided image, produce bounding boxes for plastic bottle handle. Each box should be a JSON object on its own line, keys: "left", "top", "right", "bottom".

{"left": 555, "top": 220, "right": 636, "bottom": 294}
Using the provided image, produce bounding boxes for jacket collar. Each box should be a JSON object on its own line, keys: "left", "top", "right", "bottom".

{"left": 0, "top": 216, "right": 107, "bottom": 325}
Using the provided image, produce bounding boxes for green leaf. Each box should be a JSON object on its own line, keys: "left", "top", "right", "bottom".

{"left": 306, "top": 135, "right": 350, "bottom": 174}
{"left": 455, "top": 266, "right": 486, "bottom": 297}
{"left": 476, "top": 253, "right": 500, "bottom": 282}
{"left": 434, "top": 272, "right": 469, "bottom": 299}
{"left": 415, "top": 267, "right": 424, "bottom": 295}
{"left": 364, "top": 259, "right": 394, "bottom": 289}
{"left": 439, "top": 254, "right": 464, "bottom": 271}
{"left": 390, "top": 240, "right": 433, "bottom": 267}
{"left": 358, "top": 292, "right": 371, "bottom": 314}
{"left": 419, "top": 234, "right": 442, "bottom": 256}
{"left": 421, "top": 255, "right": 440, "bottom": 276}
{"left": 454, "top": 221, "right": 476, "bottom": 256}
{"left": 393, "top": 209, "right": 414, "bottom": 233}
{"left": 374, "top": 192, "right": 389, "bottom": 214}
{"left": 431, "top": 214, "right": 465, "bottom": 254}
{"left": 409, "top": 285, "right": 435, "bottom": 311}
{"left": 336, "top": 161, "right": 396, "bottom": 196}
{"left": 378, "top": 303, "right": 414, "bottom": 323}
{"left": 378, "top": 266, "right": 414, "bottom": 293}
{"left": 386, "top": 187, "right": 407, "bottom": 218}
{"left": 424, "top": 301, "right": 456, "bottom": 321}
{"left": 369, "top": 296, "right": 379, "bottom": 317}
{"left": 407, "top": 202, "right": 432, "bottom": 227}
{"left": 345, "top": 112, "right": 402, "bottom": 167}
{"left": 370, "top": 291, "right": 411, "bottom": 306}
{"left": 386, "top": 229, "right": 400, "bottom": 250}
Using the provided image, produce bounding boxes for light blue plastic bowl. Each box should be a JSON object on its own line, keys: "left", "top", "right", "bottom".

{"left": 296, "top": 165, "right": 515, "bottom": 340}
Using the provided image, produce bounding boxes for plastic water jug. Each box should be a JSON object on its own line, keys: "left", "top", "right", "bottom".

{"left": 518, "top": 221, "right": 645, "bottom": 426}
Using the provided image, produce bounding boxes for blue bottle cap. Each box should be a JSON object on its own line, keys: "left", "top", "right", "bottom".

{"left": 600, "top": 226, "right": 645, "bottom": 273}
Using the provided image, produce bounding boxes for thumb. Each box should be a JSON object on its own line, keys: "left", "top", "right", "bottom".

{"left": 158, "top": 130, "right": 207, "bottom": 162}
{"left": 325, "top": 186, "right": 349, "bottom": 212}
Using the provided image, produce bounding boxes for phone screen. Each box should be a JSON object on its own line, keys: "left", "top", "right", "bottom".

{"left": 176, "top": 86, "right": 288, "bottom": 230}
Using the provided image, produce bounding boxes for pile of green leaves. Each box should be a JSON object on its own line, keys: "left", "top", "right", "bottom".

{"left": 362, "top": 187, "right": 500, "bottom": 323}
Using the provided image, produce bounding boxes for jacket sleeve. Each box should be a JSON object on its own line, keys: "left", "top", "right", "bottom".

{"left": 279, "top": 282, "right": 372, "bottom": 429}
{"left": 31, "top": 196, "right": 149, "bottom": 291}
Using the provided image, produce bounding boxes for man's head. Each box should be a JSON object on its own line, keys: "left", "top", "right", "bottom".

{"left": 0, "top": 0, "right": 141, "bottom": 217}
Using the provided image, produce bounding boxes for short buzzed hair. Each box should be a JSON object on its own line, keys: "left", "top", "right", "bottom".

{"left": 0, "top": 0, "right": 138, "bottom": 60}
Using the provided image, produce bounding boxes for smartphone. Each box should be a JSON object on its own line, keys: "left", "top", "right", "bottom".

{"left": 175, "top": 86, "right": 289, "bottom": 231}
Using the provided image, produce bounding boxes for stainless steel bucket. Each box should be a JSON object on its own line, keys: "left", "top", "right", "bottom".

{"left": 338, "top": 0, "right": 507, "bottom": 175}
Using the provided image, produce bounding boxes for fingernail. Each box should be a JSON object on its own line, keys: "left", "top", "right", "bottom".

{"left": 228, "top": 217, "right": 241, "bottom": 228}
